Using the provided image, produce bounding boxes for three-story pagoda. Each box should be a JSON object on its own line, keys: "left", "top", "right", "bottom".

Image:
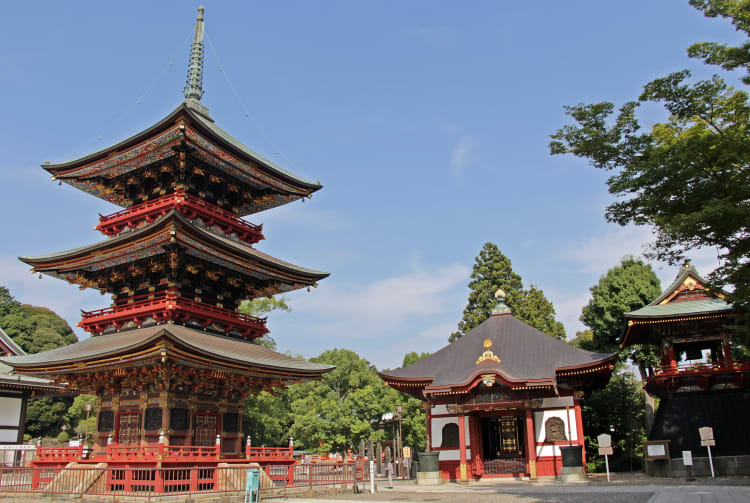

{"left": 3, "top": 7, "right": 331, "bottom": 466}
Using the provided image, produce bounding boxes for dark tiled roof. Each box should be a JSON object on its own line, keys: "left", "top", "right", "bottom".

{"left": 380, "top": 314, "right": 613, "bottom": 387}
{"left": 1, "top": 325, "right": 333, "bottom": 375}
{"left": 20, "top": 210, "right": 329, "bottom": 282}
{"left": 44, "top": 103, "right": 322, "bottom": 191}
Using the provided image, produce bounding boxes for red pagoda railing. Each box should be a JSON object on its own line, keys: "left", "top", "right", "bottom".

{"left": 96, "top": 189, "right": 264, "bottom": 244}
{"left": 35, "top": 446, "right": 84, "bottom": 463}
{"left": 106, "top": 444, "right": 219, "bottom": 461}
{"left": 79, "top": 292, "right": 268, "bottom": 339}
{"left": 246, "top": 445, "right": 294, "bottom": 461}
{"left": 651, "top": 360, "right": 750, "bottom": 377}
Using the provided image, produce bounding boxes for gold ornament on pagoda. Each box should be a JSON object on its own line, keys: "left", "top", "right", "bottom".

{"left": 476, "top": 338, "right": 501, "bottom": 365}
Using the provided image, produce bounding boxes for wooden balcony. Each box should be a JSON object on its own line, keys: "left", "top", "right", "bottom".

{"left": 79, "top": 292, "right": 268, "bottom": 339}
{"left": 96, "top": 189, "right": 264, "bottom": 244}
{"left": 645, "top": 360, "right": 750, "bottom": 395}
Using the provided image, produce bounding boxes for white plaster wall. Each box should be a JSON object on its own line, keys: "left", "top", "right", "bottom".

{"left": 431, "top": 415, "right": 470, "bottom": 450}
{"left": 0, "top": 429, "right": 17, "bottom": 443}
{"left": 438, "top": 448, "right": 472, "bottom": 461}
{"left": 431, "top": 404, "right": 449, "bottom": 415}
{"left": 0, "top": 398, "right": 22, "bottom": 427}
{"left": 541, "top": 397, "right": 573, "bottom": 409}
{"left": 533, "top": 404, "right": 578, "bottom": 458}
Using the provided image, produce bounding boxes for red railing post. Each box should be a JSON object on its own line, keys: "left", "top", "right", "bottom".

{"left": 216, "top": 434, "right": 221, "bottom": 460}
{"left": 245, "top": 435, "right": 251, "bottom": 459}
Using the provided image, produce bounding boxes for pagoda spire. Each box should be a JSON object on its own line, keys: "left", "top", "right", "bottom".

{"left": 183, "top": 6, "right": 209, "bottom": 116}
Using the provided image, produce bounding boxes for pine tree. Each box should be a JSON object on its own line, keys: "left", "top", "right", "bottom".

{"left": 450, "top": 242, "right": 565, "bottom": 341}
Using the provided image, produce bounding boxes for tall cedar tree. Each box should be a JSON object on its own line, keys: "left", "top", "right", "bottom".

{"left": 550, "top": 1, "right": 750, "bottom": 343}
{"left": 580, "top": 257, "right": 662, "bottom": 373}
{"left": 450, "top": 242, "right": 565, "bottom": 342}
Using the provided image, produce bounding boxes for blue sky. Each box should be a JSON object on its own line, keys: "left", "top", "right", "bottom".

{"left": 0, "top": 2, "right": 741, "bottom": 369}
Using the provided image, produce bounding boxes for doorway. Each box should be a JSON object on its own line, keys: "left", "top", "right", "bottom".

{"left": 481, "top": 416, "right": 525, "bottom": 474}
{"left": 116, "top": 412, "right": 141, "bottom": 446}
{"left": 194, "top": 413, "right": 219, "bottom": 446}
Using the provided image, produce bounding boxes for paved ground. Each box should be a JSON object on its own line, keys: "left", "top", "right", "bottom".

{"left": 269, "top": 476, "right": 750, "bottom": 503}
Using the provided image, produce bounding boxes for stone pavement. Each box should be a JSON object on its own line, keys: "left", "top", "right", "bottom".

{"left": 268, "top": 476, "right": 750, "bottom": 503}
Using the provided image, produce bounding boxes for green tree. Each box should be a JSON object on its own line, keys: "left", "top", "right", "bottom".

{"left": 581, "top": 372, "right": 647, "bottom": 472}
{"left": 402, "top": 352, "right": 431, "bottom": 367}
{"left": 580, "top": 257, "right": 662, "bottom": 369}
{"left": 243, "top": 390, "right": 292, "bottom": 447}
{"left": 687, "top": 0, "right": 750, "bottom": 84}
{"left": 25, "top": 397, "right": 73, "bottom": 439}
{"left": 68, "top": 394, "right": 97, "bottom": 443}
{"left": 513, "top": 285, "right": 566, "bottom": 340}
{"left": 287, "top": 349, "right": 397, "bottom": 454}
{"left": 239, "top": 296, "right": 291, "bottom": 350}
{"left": 450, "top": 242, "right": 565, "bottom": 341}
{"left": 550, "top": 2, "right": 750, "bottom": 341}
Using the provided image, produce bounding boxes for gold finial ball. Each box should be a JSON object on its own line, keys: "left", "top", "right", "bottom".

{"left": 483, "top": 339, "right": 492, "bottom": 349}
{"left": 494, "top": 289, "right": 505, "bottom": 299}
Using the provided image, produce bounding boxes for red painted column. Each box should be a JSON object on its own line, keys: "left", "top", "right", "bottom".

{"left": 574, "top": 401, "right": 586, "bottom": 469}
{"left": 525, "top": 408, "right": 537, "bottom": 479}
{"left": 458, "top": 413, "right": 468, "bottom": 482}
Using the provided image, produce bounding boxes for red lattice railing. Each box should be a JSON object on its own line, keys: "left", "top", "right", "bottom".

{"left": 96, "top": 189, "right": 263, "bottom": 244}
{"left": 79, "top": 292, "right": 267, "bottom": 339}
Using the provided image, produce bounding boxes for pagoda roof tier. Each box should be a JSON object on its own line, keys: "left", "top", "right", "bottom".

{"left": 44, "top": 103, "right": 322, "bottom": 216}
{"left": 379, "top": 313, "right": 615, "bottom": 398}
{"left": 622, "top": 264, "right": 734, "bottom": 347}
{"left": 0, "top": 324, "right": 333, "bottom": 383}
{"left": 20, "top": 209, "right": 328, "bottom": 296}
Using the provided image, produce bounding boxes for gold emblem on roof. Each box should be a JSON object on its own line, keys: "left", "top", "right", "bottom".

{"left": 476, "top": 339, "right": 501, "bottom": 365}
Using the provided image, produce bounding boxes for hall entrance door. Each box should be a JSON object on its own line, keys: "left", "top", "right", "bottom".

{"left": 116, "top": 413, "right": 141, "bottom": 446}
{"left": 194, "top": 413, "right": 219, "bottom": 447}
{"left": 481, "top": 416, "right": 526, "bottom": 474}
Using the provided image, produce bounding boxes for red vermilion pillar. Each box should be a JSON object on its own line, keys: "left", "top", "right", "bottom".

{"left": 525, "top": 408, "right": 537, "bottom": 479}
{"left": 458, "top": 413, "right": 468, "bottom": 483}
{"left": 574, "top": 401, "right": 586, "bottom": 469}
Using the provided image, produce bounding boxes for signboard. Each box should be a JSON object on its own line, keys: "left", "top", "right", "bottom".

{"left": 598, "top": 447, "right": 613, "bottom": 456}
{"left": 682, "top": 451, "right": 693, "bottom": 466}
{"left": 597, "top": 433, "right": 612, "bottom": 448}
{"left": 643, "top": 440, "right": 671, "bottom": 477}
{"left": 699, "top": 426, "right": 715, "bottom": 447}
{"left": 402, "top": 447, "right": 411, "bottom": 458}
{"left": 646, "top": 444, "right": 666, "bottom": 457}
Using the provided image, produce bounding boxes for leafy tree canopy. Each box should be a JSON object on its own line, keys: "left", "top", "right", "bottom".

{"left": 580, "top": 257, "right": 661, "bottom": 352}
{"left": 579, "top": 257, "right": 662, "bottom": 376}
{"left": 550, "top": 2, "right": 750, "bottom": 341}
{"left": 688, "top": 0, "right": 750, "bottom": 83}
{"left": 402, "top": 352, "right": 431, "bottom": 367}
{"left": 0, "top": 286, "right": 77, "bottom": 353}
{"left": 239, "top": 296, "right": 291, "bottom": 350}
{"left": 582, "top": 372, "right": 647, "bottom": 473}
{"left": 450, "top": 242, "right": 565, "bottom": 341}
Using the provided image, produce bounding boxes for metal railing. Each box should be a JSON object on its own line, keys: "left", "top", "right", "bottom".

{"left": 0, "top": 462, "right": 367, "bottom": 497}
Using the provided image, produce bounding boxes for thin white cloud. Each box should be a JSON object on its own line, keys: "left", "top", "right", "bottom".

{"left": 442, "top": 122, "right": 478, "bottom": 177}
{"left": 293, "top": 263, "right": 470, "bottom": 327}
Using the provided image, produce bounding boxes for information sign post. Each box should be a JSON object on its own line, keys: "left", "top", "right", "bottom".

{"left": 699, "top": 427, "right": 715, "bottom": 479}
{"left": 597, "top": 433, "right": 613, "bottom": 482}
{"left": 643, "top": 440, "right": 672, "bottom": 477}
